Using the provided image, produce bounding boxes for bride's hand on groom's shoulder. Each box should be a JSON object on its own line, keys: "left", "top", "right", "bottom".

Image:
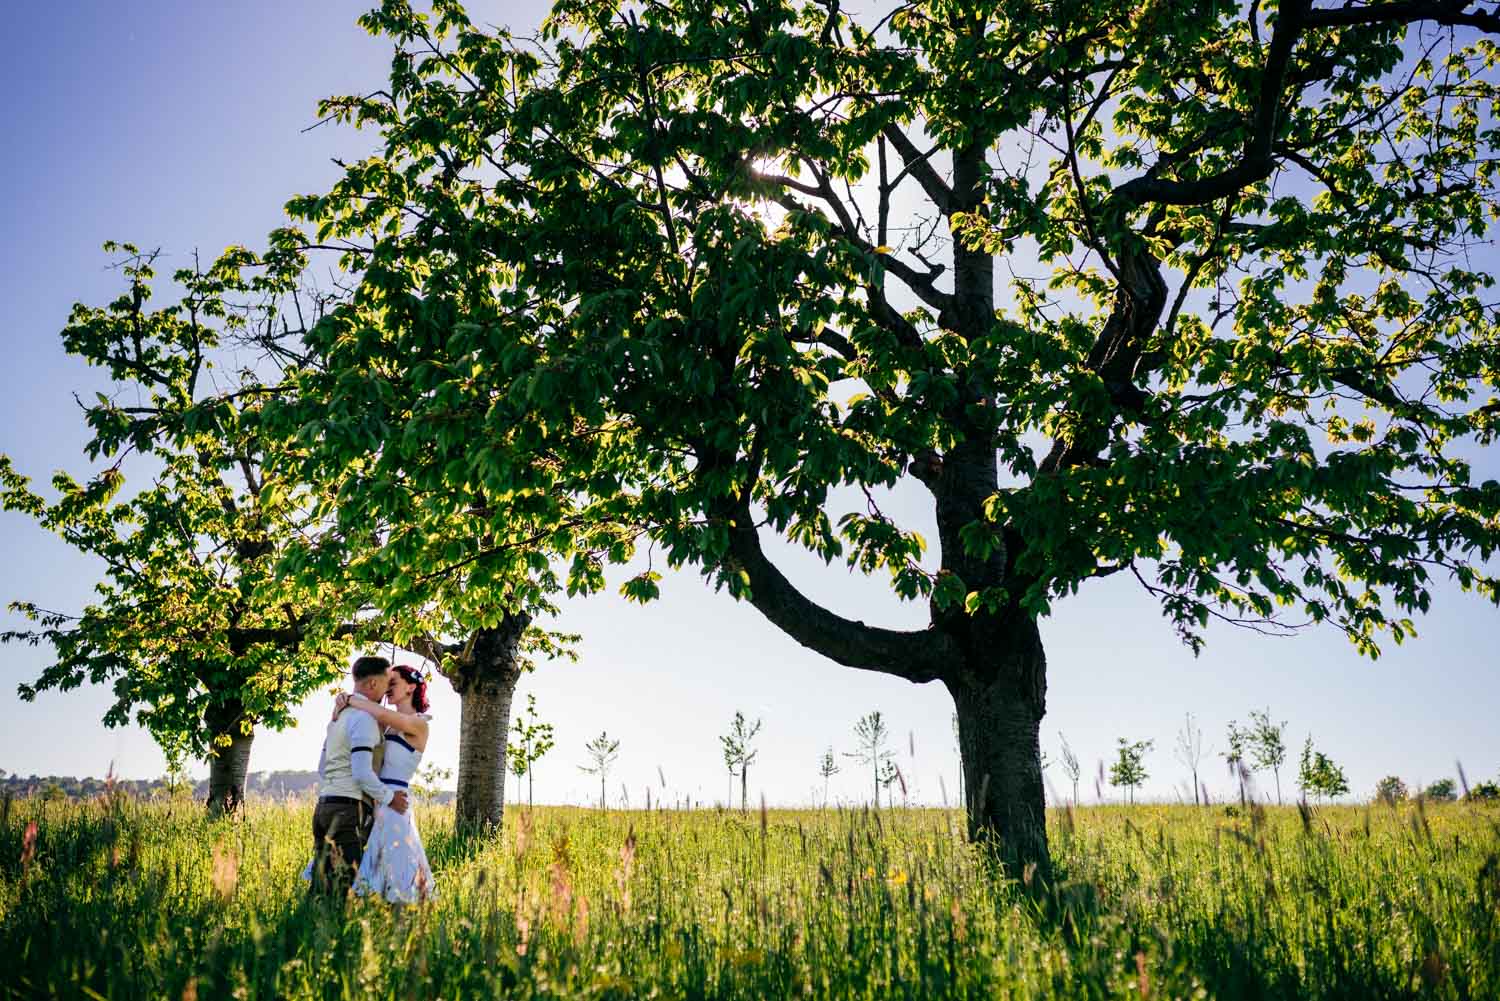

{"left": 331, "top": 692, "right": 352, "bottom": 720}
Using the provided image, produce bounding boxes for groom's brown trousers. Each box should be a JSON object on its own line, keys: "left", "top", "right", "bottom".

{"left": 309, "top": 796, "right": 374, "bottom": 897}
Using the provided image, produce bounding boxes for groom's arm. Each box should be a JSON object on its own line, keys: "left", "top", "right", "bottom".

{"left": 346, "top": 712, "right": 394, "bottom": 807}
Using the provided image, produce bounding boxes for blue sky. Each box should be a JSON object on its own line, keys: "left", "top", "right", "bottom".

{"left": 0, "top": 1, "right": 1495, "bottom": 807}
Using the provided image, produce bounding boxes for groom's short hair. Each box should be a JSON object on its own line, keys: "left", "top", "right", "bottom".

{"left": 351, "top": 655, "right": 391, "bottom": 681}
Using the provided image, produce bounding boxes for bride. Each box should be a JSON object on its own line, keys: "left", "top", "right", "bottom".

{"left": 336, "top": 663, "right": 438, "bottom": 903}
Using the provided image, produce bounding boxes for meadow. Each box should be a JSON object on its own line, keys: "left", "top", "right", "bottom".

{"left": 1, "top": 794, "right": 1496, "bottom": 1000}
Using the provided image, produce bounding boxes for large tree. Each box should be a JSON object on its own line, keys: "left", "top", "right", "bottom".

{"left": 281, "top": 0, "right": 1499, "bottom": 873}
{"left": 1, "top": 246, "right": 355, "bottom": 812}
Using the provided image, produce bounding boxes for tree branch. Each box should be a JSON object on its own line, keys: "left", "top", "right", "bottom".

{"left": 881, "top": 124, "right": 955, "bottom": 215}
{"left": 1305, "top": 1, "right": 1500, "bottom": 32}
{"left": 719, "top": 496, "right": 960, "bottom": 683}
{"left": 1113, "top": 0, "right": 1312, "bottom": 208}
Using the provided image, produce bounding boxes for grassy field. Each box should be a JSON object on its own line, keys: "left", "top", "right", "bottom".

{"left": 1, "top": 794, "right": 1496, "bottom": 1000}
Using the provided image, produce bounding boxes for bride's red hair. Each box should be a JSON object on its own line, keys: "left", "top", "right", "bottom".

{"left": 392, "top": 664, "right": 430, "bottom": 713}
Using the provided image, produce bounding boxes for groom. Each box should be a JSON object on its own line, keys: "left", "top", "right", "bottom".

{"left": 309, "top": 654, "right": 409, "bottom": 896}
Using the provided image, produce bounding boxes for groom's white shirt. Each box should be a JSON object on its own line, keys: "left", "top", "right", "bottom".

{"left": 316, "top": 709, "right": 394, "bottom": 806}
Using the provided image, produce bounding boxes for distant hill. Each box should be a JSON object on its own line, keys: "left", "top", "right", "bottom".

{"left": 0, "top": 770, "right": 455, "bottom": 804}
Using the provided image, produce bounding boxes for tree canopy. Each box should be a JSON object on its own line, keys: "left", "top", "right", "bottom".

{"left": 0, "top": 247, "right": 354, "bottom": 806}
{"left": 253, "top": 0, "right": 1498, "bottom": 869}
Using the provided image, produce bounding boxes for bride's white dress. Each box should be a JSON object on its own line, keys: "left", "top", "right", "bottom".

{"left": 298, "top": 715, "right": 437, "bottom": 902}
{"left": 355, "top": 723, "right": 437, "bottom": 902}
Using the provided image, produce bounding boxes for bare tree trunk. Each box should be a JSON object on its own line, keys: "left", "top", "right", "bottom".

{"left": 947, "top": 614, "right": 1050, "bottom": 882}
{"left": 204, "top": 701, "right": 254, "bottom": 816}
{"left": 740, "top": 765, "right": 748, "bottom": 813}
{"left": 445, "top": 613, "right": 528, "bottom": 834}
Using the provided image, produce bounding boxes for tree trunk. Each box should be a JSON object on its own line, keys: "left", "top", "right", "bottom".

{"left": 740, "top": 765, "right": 748, "bottom": 813}
{"left": 204, "top": 702, "right": 254, "bottom": 816}
{"left": 445, "top": 613, "right": 528, "bottom": 834}
{"left": 946, "top": 614, "right": 1050, "bottom": 881}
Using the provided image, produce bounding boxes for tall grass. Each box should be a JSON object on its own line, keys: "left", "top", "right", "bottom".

{"left": 1, "top": 794, "right": 1495, "bottom": 999}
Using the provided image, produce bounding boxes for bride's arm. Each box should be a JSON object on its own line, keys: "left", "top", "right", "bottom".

{"left": 339, "top": 693, "right": 430, "bottom": 740}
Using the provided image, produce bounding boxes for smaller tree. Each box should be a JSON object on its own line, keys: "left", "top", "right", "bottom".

{"left": 1108, "top": 739, "right": 1153, "bottom": 805}
{"left": 1375, "top": 775, "right": 1409, "bottom": 805}
{"left": 1174, "top": 713, "right": 1208, "bottom": 806}
{"left": 1465, "top": 781, "right": 1500, "bottom": 803}
{"left": 506, "top": 693, "right": 556, "bottom": 809}
{"left": 579, "top": 731, "right": 620, "bottom": 809}
{"left": 845, "top": 711, "right": 895, "bottom": 809}
{"left": 1296, "top": 736, "right": 1349, "bottom": 802}
{"left": 411, "top": 763, "right": 453, "bottom": 805}
{"left": 816, "top": 747, "right": 840, "bottom": 808}
{"left": 1248, "top": 708, "right": 1289, "bottom": 804}
{"left": 1058, "top": 733, "right": 1081, "bottom": 806}
{"left": 160, "top": 759, "right": 193, "bottom": 801}
{"left": 1424, "top": 779, "right": 1457, "bottom": 802}
{"left": 1223, "top": 719, "right": 1253, "bottom": 801}
{"left": 879, "top": 759, "right": 903, "bottom": 804}
{"left": 719, "top": 711, "right": 763, "bottom": 813}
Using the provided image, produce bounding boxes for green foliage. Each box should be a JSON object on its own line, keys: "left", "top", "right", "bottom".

{"left": 411, "top": 763, "right": 454, "bottom": 805}
{"left": 815, "top": 746, "right": 839, "bottom": 806}
{"left": 276, "top": 0, "right": 1500, "bottom": 675}
{"left": 9, "top": 799, "right": 1499, "bottom": 999}
{"left": 230, "top": 0, "right": 1500, "bottom": 869}
{"left": 506, "top": 693, "right": 556, "bottom": 808}
{"left": 0, "top": 246, "right": 354, "bottom": 767}
{"left": 1296, "top": 736, "right": 1350, "bottom": 802}
{"left": 1223, "top": 720, "right": 1250, "bottom": 769}
{"left": 1466, "top": 780, "right": 1500, "bottom": 802}
{"left": 1248, "top": 708, "right": 1290, "bottom": 803}
{"left": 1425, "top": 778, "right": 1458, "bottom": 802}
{"left": 1108, "top": 738, "right": 1153, "bottom": 803}
{"left": 816, "top": 748, "right": 839, "bottom": 780}
{"left": 719, "top": 711, "right": 763, "bottom": 812}
{"left": 1375, "top": 775, "right": 1409, "bottom": 805}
